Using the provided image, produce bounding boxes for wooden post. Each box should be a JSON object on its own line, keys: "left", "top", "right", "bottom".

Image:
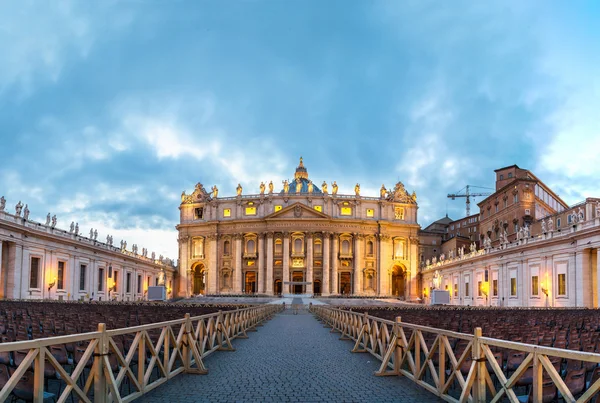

{"left": 472, "top": 327, "right": 486, "bottom": 402}
{"left": 394, "top": 316, "right": 402, "bottom": 374}
{"left": 532, "top": 351, "right": 542, "bottom": 402}
{"left": 94, "top": 323, "right": 107, "bottom": 403}
{"left": 183, "top": 313, "right": 191, "bottom": 372}
{"left": 33, "top": 347, "right": 45, "bottom": 402}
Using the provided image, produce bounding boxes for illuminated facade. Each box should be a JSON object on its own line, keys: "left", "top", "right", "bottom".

{"left": 177, "top": 158, "right": 420, "bottom": 298}
{"left": 0, "top": 202, "right": 176, "bottom": 301}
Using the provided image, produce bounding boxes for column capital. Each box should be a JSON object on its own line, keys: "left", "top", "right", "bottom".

{"left": 206, "top": 233, "right": 219, "bottom": 241}
{"left": 266, "top": 231, "right": 274, "bottom": 239}
{"left": 282, "top": 231, "right": 290, "bottom": 238}
{"left": 233, "top": 233, "right": 243, "bottom": 240}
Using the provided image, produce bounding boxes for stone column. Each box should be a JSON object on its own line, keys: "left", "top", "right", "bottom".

{"left": 331, "top": 234, "right": 339, "bottom": 294}
{"left": 234, "top": 235, "right": 243, "bottom": 294}
{"left": 13, "top": 244, "right": 23, "bottom": 300}
{"left": 353, "top": 234, "right": 362, "bottom": 295}
{"left": 322, "top": 233, "right": 330, "bottom": 296}
{"left": 0, "top": 240, "right": 3, "bottom": 297}
{"left": 283, "top": 233, "right": 290, "bottom": 295}
{"left": 576, "top": 249, "right": 592, "bottom": 307}
{"left": 208, "top": 235, "right": 218, "bottom": 294}
{"left": 595, "top": 248, "right": 600, "bottom": 309}
{"left": 378, "top": 235, "right": 390, "bottom": 296}
{"left": 258, "top": 233, "right": 265, "bottom": 294}
{"left": 409, "top": 237, "right": 418, "bottom": 298}
{"left": 179, "top": 236, "right": 190, "bottom": 297}
{"left": 307, "top": 233, "right": 314, "bottom": 295}
{"left": 266, "top": 233, "right": 274, "bottom": 295}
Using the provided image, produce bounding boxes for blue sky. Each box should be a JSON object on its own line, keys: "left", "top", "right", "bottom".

{"left": 1, "top": 1, "right": 599, "bottom": 259}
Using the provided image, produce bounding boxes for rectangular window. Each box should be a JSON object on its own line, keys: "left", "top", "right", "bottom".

{"left": 126, "top": 272, "right": 131, "bottom": 293}
{"left": 465, "top": 282, "right": 470, "bottom": 297}
{"left": 454, "top": 283, "right": 458, "bottom": 297}
{"left": 314, "top": 205, "right": 322, "bottom": 212}
{"left": 394, "top": 207, "right": 405, "bottom": 220}
{"left": 245, "top": 206, "right": 256, "bottom": 215}
{"left": 155, "top": 277, "right": 159, "bottom": 286}
{"left": 558, "top": 273, "right": 566, "bottom": 295}
{"left": 194, "top": 207, "right": 204, "bottom": 220}
{"left": 531, "top": 275, "right": 539, "bottom": 296}
{"left": 113, "top": 270, "right": 118, "bottom": 292}
{"left": 477, "top": 281, "right": 482, "bottom": 297}
{"left": 514, "top": 193, "right": 519, "bottom": 203}
{"left": 98, "top": 268, "right": 104, "bottom": 292}
{"left": 223, "top": 208, "right": 231, "bottom": 217}
{"left": 340, "top": 207, "right": 352, "bottom": 216}
{"left": 366, "top": 208, "right": 374, "bottom": 218}
{"left": 510, "top": 277, "right": 517, "bottom": 296}
{"left": 495, "top": 205, "right": 499, "bottom": 213}
{"left": 137, "top": 275, "right": 142, "bottom": 294}
{"left": 493, "top": 279, "right": 498, "bottom": 296}
{"left": 557, "top": 218, "right": 561, "bottom": 228}
{"left": 30, "top": 257, "right": 40, "bottom": 289}
{"left": 274, "top": 205, "right": 282, "bottom": 212}
{"left": 57, "top": 261, "right": 65, "bottom": 290}
{"left": 79, "top": 264, "right": 87, "bottom": 291}
{"left": 147, "top": 276, "right": 151, "bottom": 288}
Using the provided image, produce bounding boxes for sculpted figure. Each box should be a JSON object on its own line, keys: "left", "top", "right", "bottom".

{"left": 432, "top": 256, "right": 437, "bottom": 264}
{"left": 74, "top": 223, "right": 79, "bottom": 235}
{"left": 470, "top": 242, "right": 476, "bottom": 253}
{"left": 548, "top": 217, "right": 554, "bottom": 231}
{"left": 380, "top": 185, "right": 386, "bottom": 199}
{"left": 411, "top": 191, "right": 417, "bottom": 202}
{"left": 236, "top": 183, "right": 242, "bottom": 196}
{"left": 308, "top": 180, "right": 313, "bottom": 193}
{"left": 0, "top": 196, "right": 5, "bottom": 211}
{"left": 449, "top": 249, "right": 454, "bottom": 259}
{"left": 440, "top": 253, "right": 445, "bottom": 261}
{"left": 123, "top": 241, "right": 127, "bottom": 250}
{"left": 93, "top": 229, "right": 98, "bottom": 240}
{"left": 322, "top": 181, "right": 328, "bottom": 194}
{"left": 355, "top": 183, "right": 360, "bottom": 196}
{"left": 295, "top": 178, "right": 302, "bottom": 193}
{"left": 107, "top": 234, "right": 111, "bottom": 244}
{"left": 596, "top": 201, "right": 600, "bottom": 218}
{"left": 283, "top": 180, "right": 289, "bottom": 194}
{"left": 426, "top": 259, "right": 430, "bottom": 266}
{"left": 151, "top": 251, "right": 156, "bottom": 260}
{"left": 15, "top": 201, "right": 23, "bottom": 216}
{"left": 90, "top": 228, "right": 94, "bottom": 239}
{"left": 541, "top": 219, "right": 547, "bottom": 233}
{"left": 181, "top": 191, "right": 186, "bottom": 202}
{"left": 46, "top": 213, "right": 51, "bottom": 225}
{"left": 23, "top": 204, "right": 30, "bottom": 220}
{"left": 579, "top": 207, "right": 584, "bottom": 222}
{"left": 158, "top": 269, "right": 166, "bottom": 286}
{"left": 51, "top": 215, "right": 57, "bottom": 228}
{"left": 259, "top": 182, "right": 265, "bottom": 195}
{"left": 268, "top": 181, "right": 274, "bottom": 194}
{"left": 70, "top": 222, "right": 75, "bottom": 233}
{"left": 211, "top": 185, "right": 218, "bottom": 199}
{"left": 332, "top": 181, "right": 338, "bottom": 195}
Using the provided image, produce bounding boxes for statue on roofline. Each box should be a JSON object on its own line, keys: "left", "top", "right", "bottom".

{"left": 15, "top": 201, "right": 23, "bottom": 216}
{"left": 322, "top": 181, "right": 328, "bottom": 194}
{"left": 295, "top": 178, "right": 302, "bottom": 193}
{"left": 332, "top": 181, "right": 338, "bottom": 195}
{"left": 308, "top": 180, "right": 314, "bottom": 194}
{"left": 259, "top": 182, "right": 266, "bottom": 195}
{"left": 0, "top": 196, "right": 5, "bottom": 211}
{"left": 211, "top": 185, "right": 218, "bottom": 199}
{"left": 51, "top": 215, "right": 57, "bottom": 228}
{"left": 268, "top": 181, "right": 274, "bottom": 194}
{"left": 355, "top": 183, "right": 360, "bottom": 196}
{"left": 23, "top": 205, "right": 29, "bottom": 220}
{"left": 46, "top": 213, "right": 51, "bottom": 226}
{"left": 283, "top": 180, "right": 289, "bottom": 194}
{"left": 380, "top": 185, "right": 386, "bottom": 199}
{"left": 236, "top": 183, "right": 242, "bottom": 196}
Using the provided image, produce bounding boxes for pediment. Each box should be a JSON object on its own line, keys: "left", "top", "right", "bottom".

{"left": 265, "top": 202, "right": 331, "bottom": 220}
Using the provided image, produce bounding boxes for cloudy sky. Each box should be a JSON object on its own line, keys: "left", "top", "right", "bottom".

{"left": 1, "top": 1, "right": 599, "bottom": 260}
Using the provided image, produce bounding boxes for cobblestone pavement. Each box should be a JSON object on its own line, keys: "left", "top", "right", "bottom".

{"left": 140, "top": 310, "right": 442, "bottom": 403}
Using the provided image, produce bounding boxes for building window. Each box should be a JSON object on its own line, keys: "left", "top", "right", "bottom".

{"left": 126, "top": 273, "right": 132, "bottom": 293}
{"left": 492, "top": 279, "right": 498, "bottom": 296}
{"left": 340, "top": 206, "right": 352, "bottom": 216}
{"left": 137, "top": 275, "right": 142, "bottom": 294}
{"left": 193, "top": 238, "right": 204, "bottom": 258}
{"left": 367, "top": 240, "right": 374, "bottom": 255}
{"left": 314, "top": 240, "right": 322, "bottom": 255}
{"left": 155, "top": 277, "right": 159, "bottom": 286}
{"left": 465, "top": 282, "right": 470, "bottom": 297}
{"left": 341, "top": 240, "right": 350, "bottom": 254}
{"left": 274, "top": 205, "right": 282, "bottom": 212}
{"left": 499, "top": 174, "right": 504, "bottom": 180}
{"left": 79, "top": 264, "right": 87, "bottom": 291}
{"left": 531, "top": 275, "right": 539, "bottom": 296}
{"left": 247, "top": 239, "right": 256, "bottom": 254}
{"left": 223, "top": 208, "right": 231, "bottom": 218}
{"left": 57, "top": 261, "right": 65, "bottom": 290}
{"left": 513, "top": 193, "right": 518, "bottom": 203}
{"left": 495, "top": 204, "right": 499, "bottom": 213}
{"left": 223, "top": 240, "right": 231, "bottom": 255}
{"left": 30, "top": 257, "right": 40, "bottom": 289}
{"left": 514, "top": 223, "right": 518, "bottom": 234}
{"left": 98, "top": 268, "right": 104, "bottom": 292}
{"left": 394, "top": 207, "right": 404, "bottom": 220}
{"left": 275, "top": 239, "right": 282, "bottom": 255}
{"left": 366, "top": 208, "right": 374, "bottom": 218}
{"left": 477, "top": 281, "right": 482, "bottom": 297}
{"left": 508, "top": 172, "right": 513, "bottom": 178}
{"left": 194, "top": 207, "right": 204, "bottom": 220}
{"left": 245, "top": 206, "right": 256, "bottom": 215}
{"left": 503, "top": 199, "right": 507, "bottom": 208}
{"left": 314, "top": 205, "right": 322, "bottom": 212}
{"left": 113, "top": 270, "right": 118, "bottom": 292}
{"left": 393, "top": 238, "right": 405, "bottom": 259}
{"left": 454, "top": 283, "right": 458, "bottom": 297}
{"left": 510, "top": 277, "right": 517, "bottom": 296}
{"left": 558, "top": 273, "right": 566, "bottom": 295}
{"left": 557, "top": 218, "right": 561, "bottom": 228}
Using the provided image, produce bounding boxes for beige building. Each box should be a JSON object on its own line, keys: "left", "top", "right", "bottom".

{"left": 0, "top": 198, "right": 176, "bottom": 301}
{"left": 177, "top": 158, "right": 420, "bottom": 298}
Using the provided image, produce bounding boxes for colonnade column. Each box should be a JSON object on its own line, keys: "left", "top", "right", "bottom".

{"left": 306, "top": 233, "right": 313, "bottom": 295}
{"left": 595, "top": 248, "right": 600, "bottom": 308}
{"left": 234, "top": 235, "right": 242, "bottom": 294}
{"left": 266, "top": 233, "right": 274, "bottom": 295}
{"left": 178, "top": 236, "right": 190, "bottom": 297}
{"left": 353, "top": 234, "right": 362, "bottom": 295}
{"left": 257, "top": 233, "right": 265, "bottom": 294}
{"left": 378, "top": 235, "right": 389, "bottom": 296}
{"left": 283, "top": 232, "right": 290, "bottom": 295}
{"left": 331, "top": 234, "right": 339, "bottom": 295}
{"left": 0, "top": 240, "right": 3, "bottom": 297}
{"left": 208, "top": 235, "right": 218, "bottom": 294}
{"left": 322, "top": 233, "right": 330, "bottom": 296}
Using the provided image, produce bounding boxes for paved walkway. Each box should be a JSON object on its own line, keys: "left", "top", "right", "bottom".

{"left": 140, "top": 309, "right": 441, "bottom": 403}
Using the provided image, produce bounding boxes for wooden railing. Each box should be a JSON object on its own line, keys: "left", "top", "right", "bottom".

{"left": 311, "top": 305, "right": 600, "bottom": 403}
{"left": 0, "top": 304, "right": 282, "bottom": 403}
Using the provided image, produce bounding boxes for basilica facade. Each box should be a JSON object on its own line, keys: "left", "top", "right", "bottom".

{"left": 177, "top": 158, "right": 420, "bottom": 298}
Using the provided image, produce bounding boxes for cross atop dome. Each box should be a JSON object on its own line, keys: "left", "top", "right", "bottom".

{"left": 294, "top": 156, "right": 309, "bottom": 180}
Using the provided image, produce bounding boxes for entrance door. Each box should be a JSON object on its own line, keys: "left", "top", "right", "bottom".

{"left": 245, "top": 271, "right": 256, "bottom": 294}
{"left": 314, "top": 280, "right": 321, "bottom": 295}
{"left": 274, "top": 279, "right": 282, "bottom": 295}
{"left": 391, "top": 266, "right": 405, "bottom": 298}
{"left": 340, "top": 272, "right": 352, "bottom": 295}
{"left": 292, "top": 271, "right": 304, "bottom": 294}
{"left": 193, "top": 266, "right": 205, "bottom": 295}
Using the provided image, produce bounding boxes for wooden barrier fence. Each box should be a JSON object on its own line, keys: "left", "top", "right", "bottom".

{"left": 0, "top": 304, "right": 282, "bottom": 403}
{"left": 311, "top": 305, "right": 600, "bottom": 403}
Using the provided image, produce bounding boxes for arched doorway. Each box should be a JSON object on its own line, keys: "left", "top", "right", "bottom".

{"left": 292, "top": 271, "right": 304, "bottom": 294}
{"left": 192, "top": 263, "right": 206, "bottom": 295}
{"left": 274, "top": 279, "right": 282, "bottom": 295}
{"left": 339, "top": 272, "right": 352, "bottom": 295}
{"left": 391, "top": 265, "right": 405, "bottom": 298}
{"left": 245, "top": 271, "right": 256, "bottom": 294}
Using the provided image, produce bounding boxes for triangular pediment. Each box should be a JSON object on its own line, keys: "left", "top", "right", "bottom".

{"left": 265, "top": 202, "right": 331, "bottom": 220}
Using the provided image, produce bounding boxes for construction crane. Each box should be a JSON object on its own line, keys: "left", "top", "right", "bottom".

{"left": 447, "top": 185, "right": 494, "bottom": 217}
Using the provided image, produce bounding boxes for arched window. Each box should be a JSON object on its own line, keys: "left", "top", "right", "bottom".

{"left": 341, "top": 240, "right": 350, "bottom": 254}
{"left": 367, "top": 240, "right": 374, "bottom": 255}
{"left": 223, "top": 240, "right": 231, "bottom": 255}
{"left": 294, "top": 238, "right": 303, "bottom": 254}
{"left": 247, "top": 239, "right": 256, "bottom": 254}
{"left": 275, "top": 239, "right": 282, "bottom": 255}
{"left": 314, "top": 240, "right": 322, "bottom": 255}
{"left": 193, "top": 238, "right": 204, "bottom": 258}
{"left": 394, "top": 239, "right": 404, "bottom": 259}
